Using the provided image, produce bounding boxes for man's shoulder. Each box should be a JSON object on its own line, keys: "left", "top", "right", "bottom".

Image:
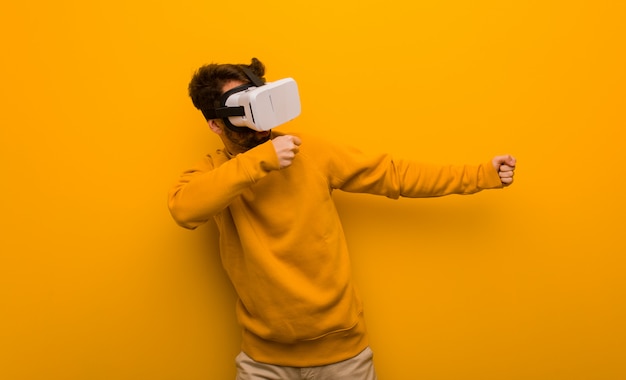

{"left": 185, "top": 148, "right": 229, "bottom": 171}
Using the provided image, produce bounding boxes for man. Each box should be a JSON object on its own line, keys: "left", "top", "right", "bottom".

{"left": 168, "top": 58, "right": 516, "bottom": 380}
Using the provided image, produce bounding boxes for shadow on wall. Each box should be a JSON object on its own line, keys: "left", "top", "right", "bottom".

{"left": 332, "top": 190, "right": 505, "bottom": 249}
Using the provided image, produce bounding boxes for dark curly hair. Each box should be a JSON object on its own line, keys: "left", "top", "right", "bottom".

{"left": 188, "top": 57, "right": 266, "bottom": 117}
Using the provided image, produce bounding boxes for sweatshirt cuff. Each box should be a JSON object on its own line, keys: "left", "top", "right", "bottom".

{"left": 482, "top": 160, "right": 504, "bottom": 189}
{"left": 239, "top": 140, "right": 280, "bottom": 176}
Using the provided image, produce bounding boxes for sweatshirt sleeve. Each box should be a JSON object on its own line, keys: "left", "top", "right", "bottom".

{"left": 318, "top": 139, "right": 503, "bottom": 199}
{"left": 168, "top": 140, "right": 280, "bottom": 229}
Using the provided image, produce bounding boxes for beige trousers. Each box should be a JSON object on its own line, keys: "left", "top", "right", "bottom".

{"left": 235, "top": 347, "right": 377, "bottom": 380}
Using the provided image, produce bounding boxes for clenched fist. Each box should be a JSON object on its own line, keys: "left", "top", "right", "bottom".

{"left": 272, "top": 135, "right": 302, "bottom": 169}
{"left": 492, "top": 155, "right": 517, "bottom": 186}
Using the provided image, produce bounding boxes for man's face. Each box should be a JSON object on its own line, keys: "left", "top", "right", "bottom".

{"left": 214, "top": 80, "right": 272, "bottom": 154}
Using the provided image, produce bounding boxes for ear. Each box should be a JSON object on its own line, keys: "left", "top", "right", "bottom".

{"left": 207, "top": 119, "right": 223, "bottom": 135}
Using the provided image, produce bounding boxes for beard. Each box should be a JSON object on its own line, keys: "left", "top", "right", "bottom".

{"left": 223, "top": 127, "right": 272, "bottom": 151}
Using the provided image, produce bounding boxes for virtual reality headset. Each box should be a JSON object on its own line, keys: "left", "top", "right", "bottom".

{"left": 201, "top": 67, "right": 301, "bottom": 132}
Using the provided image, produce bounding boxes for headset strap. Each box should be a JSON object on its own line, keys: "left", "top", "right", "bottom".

{"left": 200, "top": 106, "right": 245, "bottom": 120}
{"left": 241, "top": 66, "right": 265, "bottom": 87}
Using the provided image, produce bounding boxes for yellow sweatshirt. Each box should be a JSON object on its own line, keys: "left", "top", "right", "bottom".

{"left": 168, "top": 132, "right": 503, "bottom": 367}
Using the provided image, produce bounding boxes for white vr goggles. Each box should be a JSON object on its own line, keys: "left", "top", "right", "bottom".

{"left": 201, "top": 67, "right": 301, "bottom": 132}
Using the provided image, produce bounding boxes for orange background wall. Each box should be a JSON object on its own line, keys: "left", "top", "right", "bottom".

{"left": 2, "top": 1, "right": 625, "bottom": 379}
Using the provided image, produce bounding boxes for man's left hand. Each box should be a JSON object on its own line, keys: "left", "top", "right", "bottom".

{"left": 492, "top": 155, "right": 516, "bottom": 186}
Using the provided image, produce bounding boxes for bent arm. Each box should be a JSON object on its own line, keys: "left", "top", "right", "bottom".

{"left": 168, "top": 141, "right": 279, "bottom": 229}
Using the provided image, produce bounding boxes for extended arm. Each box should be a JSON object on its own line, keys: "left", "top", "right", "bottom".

{"left": 315, "top": 138, "right": 514, "bottom": 198}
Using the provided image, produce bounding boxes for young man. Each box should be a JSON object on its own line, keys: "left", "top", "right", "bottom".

{"left": 168, "top": 58, "right": 516, "bottom": 380}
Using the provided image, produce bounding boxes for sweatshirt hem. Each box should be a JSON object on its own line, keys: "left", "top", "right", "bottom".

{"left": 240, "top": 312, "right": 369, "bottom": 367}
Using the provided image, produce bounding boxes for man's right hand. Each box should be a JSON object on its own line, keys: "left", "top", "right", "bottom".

{"left": 272, "top": 135, "right": 302, "bottom": 169}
